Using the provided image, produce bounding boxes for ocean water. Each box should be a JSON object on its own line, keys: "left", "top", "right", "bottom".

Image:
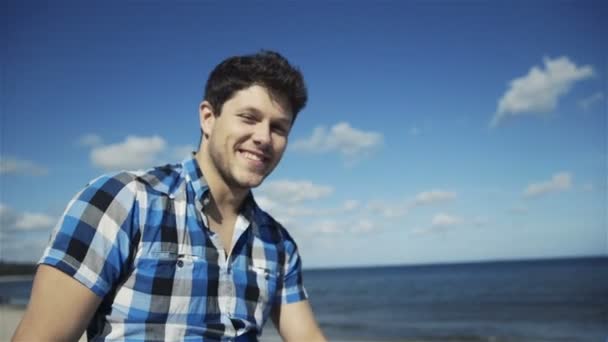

{"left": 2, "top": 257, "right": 607, "bottom": 341}
{"left": 304, "top": 257, "right": 608, "bottom": 341}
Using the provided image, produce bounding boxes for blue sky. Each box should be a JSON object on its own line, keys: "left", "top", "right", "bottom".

{"left": 1, "top": 1, "right": 606, "bottom": 268}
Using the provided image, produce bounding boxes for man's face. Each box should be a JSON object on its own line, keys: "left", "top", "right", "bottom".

{"left": 202, "top": 85, "right": 293, "bottom": 191}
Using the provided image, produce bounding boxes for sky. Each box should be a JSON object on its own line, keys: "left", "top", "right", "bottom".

{"left": 1, "top": 1, "right": 606, "bottom": 269}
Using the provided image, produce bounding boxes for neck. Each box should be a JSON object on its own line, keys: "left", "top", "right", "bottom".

{"left": 195, "top": 150, "right": 248, "bottom": 218}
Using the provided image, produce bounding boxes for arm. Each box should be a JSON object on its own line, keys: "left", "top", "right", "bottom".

{"left": 271, "top": 228, "right": 326, "bottom": 341}
{"left": 13, "top": 173, "right": 139, "bottom": 341}
{"left": 271, "top": 300, "right": 327, "bottom": 342}
{"left": 12, "top": 265, "right": 102, "bottom": 341}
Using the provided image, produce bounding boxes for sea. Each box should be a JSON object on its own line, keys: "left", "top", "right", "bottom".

{"left": 1, "top": 256, "right": 607, "bottom": 342}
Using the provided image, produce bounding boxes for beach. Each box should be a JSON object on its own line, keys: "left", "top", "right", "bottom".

{"left": 0, "top": 305, "right": 21, "bottom": 341}
{"left": 1, "top": 304, "right": 85, "bottom": 342}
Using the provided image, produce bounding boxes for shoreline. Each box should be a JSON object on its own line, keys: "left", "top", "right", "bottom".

{"left": 0, "top": 275, "right": 33, "bottom": 283}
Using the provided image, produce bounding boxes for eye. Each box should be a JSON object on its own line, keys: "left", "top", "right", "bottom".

{"left": 272, "top": 124, "right": 289, "bottom": 136}
{"left": 239, "top": 113, "right": 257, "bottom": 123}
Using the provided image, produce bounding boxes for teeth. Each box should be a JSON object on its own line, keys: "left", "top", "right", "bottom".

{"left": 242, "top": 151, "right": 262, "bottom": 161}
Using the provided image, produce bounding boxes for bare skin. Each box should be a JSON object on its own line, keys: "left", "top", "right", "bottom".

{"left": 272, "top": 300, "right": 327, "bottom": 342}
{"left": 12, "top": 264, "right": 100, "bottom": 341}
{"left": 202, "top": 193, "right": 237, "bottom": 256}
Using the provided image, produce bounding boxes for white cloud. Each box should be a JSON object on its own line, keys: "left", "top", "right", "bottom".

{"left": 254, "top": 190, "right": 376, "bottom": 237}
{"left": 282, "top": 206, "right": 318, "bottom": 217}
{"left": 366, "top": 200, "right": 410, "bottom": 218}
{"left": 173, "top": 145, "right": 195, "bottom": 160}
{"left": 254, "top": 195, "right": 278, "bottom": 212}
{"left": 578, "top": 91, "right": 605, "bottom": 111}
{"left": 308, "top": 218, "right": 378, "bottom": 235}
{"left": 411, "top": 226, "right": 432, "bottom": 235}
{"left": 0, "top": 205, "right": 58, "bottom": 262}
{"left": 259, "top": 180, "right": 333, "bottom": 203}
{"left": 0, "top": 156, "right": 48, "bottom": 176}
{"left": 342, "top": 200, "right": 360, "bottom": 212}
{"left": 312, "top": 219, "right": 341, "bottom": 234}
{"left": 255, "top": 180, "right": 336, "bottom": 227}
{"left": 0, "top": 203, "right": 55, "bottom": 231}
{"left": 91, "top": 135, "right": 167, "bottom": 171}
{"left": 366, "top": 189, "right": 456, "bottom": 219}
{"left": 84, "top": 135, "right": 195, "bottom": 170}
{"left": 16, "top": 212, "right": 55, "bottom": 230}
{"left": 491, "top": 56, "right": 594, "bottom": 127}
{"left": 291, "top": 122, "right": 383, "bottom": 157}
{"left": 524, "top": 171, "right": 572, "bottom": 198}
{"left": 431, "top": 213, "right": 463, "bottom": 227}
{"left": 78, "top": 133, "right": 103, "bottom": 147}
{"left": 413, "top": 190, "right": 457, "bottom": 206}
{"left": 351, "top": 219, "right": 376, "bottom": 234}
{"left": 412, "top": 213, "right": 464, "bottom": 235}
{"left": 255, "top": 195, "right": 364, "bottom": 235}
{"left": 0, "top": 203, "right": 18, "bottom": 228}
{"left": 0, "top": 237, "right": 49, "bottom": 262}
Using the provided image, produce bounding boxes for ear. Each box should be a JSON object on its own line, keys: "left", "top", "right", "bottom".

{"left": 199, "top": 101, "right": 216, "bottom": 140}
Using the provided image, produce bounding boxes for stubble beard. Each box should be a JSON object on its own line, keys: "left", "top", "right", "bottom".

{"left": 208, "top": 139, "right": 267, "bottom": 192}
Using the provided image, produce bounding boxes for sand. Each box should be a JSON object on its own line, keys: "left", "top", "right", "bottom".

{"left": 0, "top": 305, "right": 22, "bottom": 341}
{"left": 1, "top": 305, "right": 89, "bottom": 342}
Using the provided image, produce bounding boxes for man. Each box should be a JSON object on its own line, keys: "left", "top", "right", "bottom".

{"left": 13, "top": 50, "right": 327, "bottom": 342}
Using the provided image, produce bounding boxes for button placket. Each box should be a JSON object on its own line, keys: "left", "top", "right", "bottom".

{"left": 223, "top": 265, "right": 235, "bottom": 314}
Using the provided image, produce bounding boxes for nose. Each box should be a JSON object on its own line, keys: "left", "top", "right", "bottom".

{"left": 252, "top": 122, "right": 271, "bottom": 147}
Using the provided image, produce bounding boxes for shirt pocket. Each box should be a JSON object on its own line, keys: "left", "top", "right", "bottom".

{"left": 127, "top": 250, "right": 215, "bottom": 298}
{"left": 245, "top": 263, "right": 279, "bottom": 306}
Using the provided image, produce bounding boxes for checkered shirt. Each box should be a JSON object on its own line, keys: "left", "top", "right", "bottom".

{"left": 39, "top": 156, "right": 308, "bottom": 341}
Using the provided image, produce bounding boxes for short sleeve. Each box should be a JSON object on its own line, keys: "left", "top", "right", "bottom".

{"left": 276, "top": 238, "right": 308, "bottom": 304}
{"left": 39, "top": 172, "right": 139, "bottom": 298}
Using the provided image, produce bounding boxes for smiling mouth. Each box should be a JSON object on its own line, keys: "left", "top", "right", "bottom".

{"left": 238, "top": 149, "right": 270, "bottom": 166}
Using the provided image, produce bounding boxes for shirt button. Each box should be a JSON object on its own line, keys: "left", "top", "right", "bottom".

{"left": 176, "top": 260, "right": 184, "bottom": 268}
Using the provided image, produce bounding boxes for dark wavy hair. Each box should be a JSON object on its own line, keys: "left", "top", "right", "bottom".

{"left": 203, "top": 50, "right": 308, "bottom": 122}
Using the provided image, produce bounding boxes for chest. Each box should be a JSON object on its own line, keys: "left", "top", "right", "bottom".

{"left": 207, "top": 216, "right": 237, "bottom": 257}
{"left": 110, "top": 195, "right": 283, "bottom": 320}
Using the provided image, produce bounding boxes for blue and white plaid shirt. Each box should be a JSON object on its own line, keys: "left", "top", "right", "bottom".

{"left": 40, "top": 156, "right": 308, "bottom": 341}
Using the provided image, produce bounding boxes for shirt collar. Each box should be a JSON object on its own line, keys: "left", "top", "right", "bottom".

{"left": 182, "top": 154, "right": 208, "bottom": 204}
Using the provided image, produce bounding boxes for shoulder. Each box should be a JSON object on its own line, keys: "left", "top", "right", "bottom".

{"left": 88, "top": 162, "right": 184, "bottom": 194}
{"left": 76, "top": 171, "right": 140, "bottom": 210}
{"left": 131, "top": 162, "right": 185, "bottom": 196}
{"left": 76, "top": 162, "right": 185, "bottom": 210}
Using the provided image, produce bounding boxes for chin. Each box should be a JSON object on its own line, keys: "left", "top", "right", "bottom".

{"left": 242, "top": 178, "right": 265, "bottom": 189}
{"left": 234, "top": 173, "right": 267, "bottom": 189}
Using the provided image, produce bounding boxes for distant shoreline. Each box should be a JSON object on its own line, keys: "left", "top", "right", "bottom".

{"left": 1, "top": 255, "right": 606, "bottom": 275}
{"left": 0, "top": 262, "right": 37, "bottom": 277}
{"left": 0, "top": 275, "right": 34, "bottom": 283}
{"left": 305, "top": 254, "right": 608, "bottom": 271}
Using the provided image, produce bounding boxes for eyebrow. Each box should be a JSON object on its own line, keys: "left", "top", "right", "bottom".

{"left": 239, "top": 107, "right": 292, "bottom": 126}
